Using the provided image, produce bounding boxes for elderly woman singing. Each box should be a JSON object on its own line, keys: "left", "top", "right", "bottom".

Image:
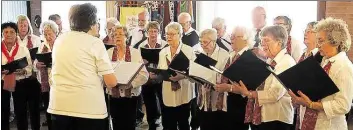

{"left": 289, "top": 17, "right": 353, "bottom": 130}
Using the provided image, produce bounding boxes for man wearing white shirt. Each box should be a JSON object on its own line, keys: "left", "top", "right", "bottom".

{"left": 212, "top": 17, "right": 233, "bottom": 52}
{"left": 178, "top": 12, "right": 202, "bottom": 52}
{"left": 178, "top": 12, "right": 202, "bottom": 130}
{"left": 129, "top": 10, "right": 149, "bottom": 47}
{"left": 251, "top": 6, "right": 267, "bottom": 49}
{"left": 274, "top": 16, "right": 306, "bottom": 62}
{"left": 48, "top": 14, "right": 64, "bottom": 35}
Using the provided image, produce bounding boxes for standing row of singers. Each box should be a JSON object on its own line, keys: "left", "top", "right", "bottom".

{"left": 2, "top": 3, "right": 353, "bottom": 130}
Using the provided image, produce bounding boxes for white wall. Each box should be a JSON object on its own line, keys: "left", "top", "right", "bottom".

{"left": 197, "top": 1, "right": 317, "bottom": 43}
{"left": 41, "top": 1, "right": 106, "bottom": 38}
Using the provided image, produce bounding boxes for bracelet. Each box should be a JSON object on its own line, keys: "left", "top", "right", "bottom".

{"left": 229, "top": 85, "right": 233, "bottom": 92}
{"left": 309, "top": 102, "right": 314, "bottom": 109}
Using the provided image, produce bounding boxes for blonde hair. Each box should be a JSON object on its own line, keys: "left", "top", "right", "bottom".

{"left": 314, "top": 17, "right": 351, "bottom": 52}
{"left": 16, "top": 14, "right": 33, "bottom": 35}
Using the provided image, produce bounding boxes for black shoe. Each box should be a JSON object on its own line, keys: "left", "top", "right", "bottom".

{"left": 42, "top": 120, "right": 48, "bottom": 126}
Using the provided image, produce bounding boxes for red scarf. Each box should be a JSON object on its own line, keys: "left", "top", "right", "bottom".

{"left": 286, "top": 36, "right": 292, "bottom": 55}
{"left": 244, "top": 60, "right": 277, "bottom": 125}
{"left": 1, "top": 40, "right": 20, "bottom": 92}
{"left": 300, "top": 61, "right": 332, "bottom": 130}
{"left": 144, "top": 40, "right": 161, "bottom": 49}
{"left": 26, "top": 35, "right": 33, "bottom": 49}
{"left": 111, "top": 46, "right": 133, "bottom": 98}
{"left": 39, "top": 45, "right": 50, "bottom": 92}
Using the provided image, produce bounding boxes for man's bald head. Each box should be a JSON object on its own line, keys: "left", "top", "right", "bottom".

{"left": 178, "top": 12, "right": 192, "bottom": 33}
{"left": 252, "top": 6, "right": 267, "bottom": 29}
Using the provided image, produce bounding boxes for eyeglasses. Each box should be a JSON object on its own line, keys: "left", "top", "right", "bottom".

{"left": 165, "top": 33, "right": 179, "bottom": 37}
{"left": 179, "top": 21, "right": 190, "bottom": 26}
{"left": 199, "top": 40, "right": 213, "bottom": 46}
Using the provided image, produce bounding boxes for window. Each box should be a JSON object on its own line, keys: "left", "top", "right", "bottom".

{"left": 1, "top": 1, "right": 27, "bottom": 23}
{"left": 197, "top": 1, "right": 317, "bottom": 43}
{"left": 41, "top": 1, "right": 106, "bottom": 38}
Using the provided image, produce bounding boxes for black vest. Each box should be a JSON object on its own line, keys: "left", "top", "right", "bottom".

{"left": 181, "top": 30, "right": 199, "bottom": 48}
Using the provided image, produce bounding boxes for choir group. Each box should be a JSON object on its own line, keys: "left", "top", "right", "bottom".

{"left": 1, "top": 3, "right": 352, "bottom": 130}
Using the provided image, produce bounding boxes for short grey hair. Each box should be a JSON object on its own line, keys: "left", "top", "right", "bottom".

{"left": 212, "top": 17, "right": 226, "bottom": 28}
{"left": 146, "top": 21, "right": 160, "bottom": 32}
{"left": 40, "top": 20, "right": 59, "bottom": 35}
{"left": 106, "top": 17, "right": 120, "bottom": 27}
{"left": 314, "top": 17, "right": 351, "bottom": 52}
{"left": 16, "top": 14, "right": 33, "bottom": 35}
{"left": 260, "top": 25, "right": 288, "bottom": 50}
{"left": 274, "top": 16, "right": 292, "bottom": 33}
{"left": 165, "top": 22, "right": 183, "bottom": 37}
{"left": 232, "top": 26, "right": 254, "bottom": 45}
{"left": 111, "top": 24, "right": 129, "bottom": 38}
{"left": 200, "top": 29, "right": 217, "bottom": 41}
{"left": 178, "top": 12, "right": 192, "bottom": 22}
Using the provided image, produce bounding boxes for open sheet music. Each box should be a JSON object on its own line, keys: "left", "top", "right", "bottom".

{"left": 112, "top": 62, "right": 144, "bottom": 86}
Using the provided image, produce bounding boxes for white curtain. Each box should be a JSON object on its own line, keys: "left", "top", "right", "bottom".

{"left": 196, "top": 1, "right": 317, "bottom": 43}
{"left": 1, "top": 1, "right": 27, "bottom": 23}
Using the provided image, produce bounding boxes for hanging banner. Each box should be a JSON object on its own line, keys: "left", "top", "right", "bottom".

{"left": 119, "top": 7, "right": 146, "bottom": 32}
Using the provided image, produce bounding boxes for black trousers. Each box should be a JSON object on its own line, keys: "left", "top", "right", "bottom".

{"left": 200, "top": 110, "right": 228, "bottom": 130}
{"left": 110, "top": 96, "right": 138, "bottom": 130}
{"left": 141, "top": 83, "right": 162, "bottom": 130}
{"left": 13, "top": 78, "right": 41, "bottom": 130}
{"left": 1, "top": 80, "right": 11, "bottom": 130}
{"left": 42, "top": 91, "right": 52, "bottom": 130}
{"left": 51, "top": 114, "right": 106, "bottom": 130}
{"left": 162, "top": 102, "right": 191, "bottom": 130}
{"left": 136, "top": 94, "right": 145, "bottom": 122}
{"left": 258, "top": 121, "right": 291, "bottom": 130}
{"left": 190, "top": 86, "right": 200, "bottom": 129}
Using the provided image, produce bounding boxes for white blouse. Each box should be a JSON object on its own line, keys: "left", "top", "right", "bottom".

{"left": 257, "top": 49, "right": 296, "bottom": 124}
{"left": 198, "top": 45, "right": 229, "bottom": 112}
{"left": 106, "top": 46, "right": 149, "bottom": 97}
{"left": 310, "top": 52, "right": 353, "bottom": 130}
{"left": 158, "top": 43, "right": 196, "bottom": 107}
{"left": 1, "top": 44, "right": 32, "bottom": 80}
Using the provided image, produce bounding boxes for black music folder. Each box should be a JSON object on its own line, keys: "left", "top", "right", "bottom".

{"left": 212, "top": 50, "right": 271, "bottom": 90}
{"left": 1, "top": 57, "right": 28, "bottom": 74}
{"left": 194, "top": 52, "right": 217, "bottom": 69}
{"left": 314, "top": 53, "right": 323, "bottom": 63}
{"left": 140, "top": 48, "right": 162, "bottom": 65}
{"left": 105, "top": 44, "right": 115, "bottom": 50}
{"left": 29, "top": 47, "right": 38, "bottom": 60}
{"left": 276, "top": 56, "right": 339, "bottom": 102}
{"left": 168, "top": 51, "right": 190, "bottom": 73}
{"left": 35, "top": 52, "right": 52, "bottom": 67}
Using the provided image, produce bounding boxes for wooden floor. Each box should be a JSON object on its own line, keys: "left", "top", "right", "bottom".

{"left": 9, "top": 111, "right": 353, "bottom": 130}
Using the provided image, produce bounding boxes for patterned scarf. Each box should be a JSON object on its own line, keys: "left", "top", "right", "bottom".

{"left": 39, "top": 45, "right": 50, "bottom": 92}
{"left": 244, "top": 60, "right": 277, "bottom": 125}
{"left": 26, "top": 35, "right": 33, "bottom": 49}
{"left": 300, "top": 61, "right": 332, "bottom": 130}
{"left": 111, "top": 46, "right": 133, "bottom": 98}
{"left": 1, "top": 40, "right": 20, "bottom": 92}
{"left": 286, "top": 36, "right": 292, "bottom": 56}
